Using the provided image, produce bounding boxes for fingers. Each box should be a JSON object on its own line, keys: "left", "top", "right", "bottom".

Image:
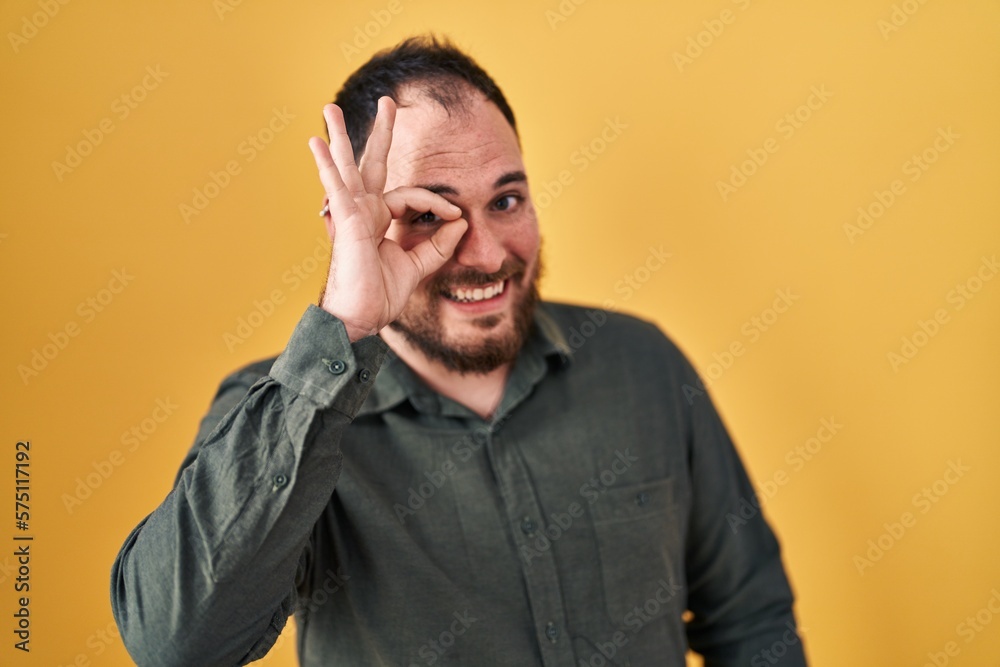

{"left": 311, "top": 99, "right": 402, "bottom": 230}
{"left": 360, "top": 97, "right": 396, "bottom": 195}
{"left": 407, "top": 218, "right": 469, "bottom": 280}
{"left": 322, "top": 104, "right": 366, "bottom": 197}
{"left": 384, "top": 187, "right": 463, "bottom": 224}
{"left": 308, "top": 135, "right": 356, "bottom": 224}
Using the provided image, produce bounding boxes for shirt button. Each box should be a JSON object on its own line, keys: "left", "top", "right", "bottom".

{"left": 358, "top": 368, "right": 372, "bottom": 382}
{"left": 272, "top": 473, "right": 288, "bottom": 489}
{"left": 520, "top": 517, "right": 537, "bottom": 535}
{"left": 324, "top": 359, "right": 346, "bottom": 375}
{"left": 545, "top": 621, "right": 558, "bottom": 642}
{"left": 635, "top": 492, "right": 649, "bottom": 507}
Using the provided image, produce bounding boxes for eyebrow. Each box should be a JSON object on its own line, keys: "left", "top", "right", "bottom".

{"left": 416, "top": 170, "right": 527, "bottom": 196}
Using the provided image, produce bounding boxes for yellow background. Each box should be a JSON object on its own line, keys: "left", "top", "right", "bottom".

{"left": 2, "top": 0, "right": 999, "bottom": 664}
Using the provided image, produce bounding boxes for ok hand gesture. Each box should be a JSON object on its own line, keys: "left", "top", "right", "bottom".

{"left": 307, "top": 97, "right": 467, "bottom": 341}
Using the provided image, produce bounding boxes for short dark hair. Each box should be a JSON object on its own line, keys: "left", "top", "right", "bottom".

{"left": 333, "top": 34, "right": 518, "bottom": 161}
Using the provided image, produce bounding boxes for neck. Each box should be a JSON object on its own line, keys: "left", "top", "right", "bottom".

{"left": 379, "top": 328, "right": 510, "bottom": 420}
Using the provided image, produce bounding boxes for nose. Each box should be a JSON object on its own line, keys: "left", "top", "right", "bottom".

{"left": 453, "top": 217, "right": 505, "bottom": 274}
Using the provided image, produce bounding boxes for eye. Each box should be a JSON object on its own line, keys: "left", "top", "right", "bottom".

{"left": 411, "top": 211, "right": 442, "bottom": 225}
{"left": 492, "top": 194, "right": 522, "bottom": 212}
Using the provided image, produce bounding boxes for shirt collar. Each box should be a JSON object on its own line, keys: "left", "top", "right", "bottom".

{"left": 357, "top": 302, "right": 572, "bottom": 418}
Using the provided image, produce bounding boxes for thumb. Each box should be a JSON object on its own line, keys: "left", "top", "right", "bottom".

{"left": 407, "top": 218, "right": 468, "bottom": 279}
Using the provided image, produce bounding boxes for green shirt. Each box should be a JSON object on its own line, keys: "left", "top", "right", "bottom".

{"left": 112, "top": 302, "right": 806, "bottom": 666}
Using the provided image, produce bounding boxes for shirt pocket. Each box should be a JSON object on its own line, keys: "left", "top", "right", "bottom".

{"left": 587, "top": 477, "right": 685, "bottom": 626}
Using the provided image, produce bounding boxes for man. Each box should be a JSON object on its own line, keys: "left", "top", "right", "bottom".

{"left": 112, "top": 36, "right": 807, "bottom": 666}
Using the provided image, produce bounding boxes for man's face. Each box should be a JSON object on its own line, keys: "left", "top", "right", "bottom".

{"left": 381, "top": 85, "right": 541, "bottom": 374}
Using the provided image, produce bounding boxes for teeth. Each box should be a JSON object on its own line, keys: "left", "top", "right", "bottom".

{"left": 445, "top": 280, "right": 506, "bottom": 303}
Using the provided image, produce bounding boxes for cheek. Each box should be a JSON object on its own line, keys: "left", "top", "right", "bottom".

{"left": 519, "top": 198, "right": 540, "bottom": 247}
{"left": 508, "top": 218, "right": 540, "bottom": 261}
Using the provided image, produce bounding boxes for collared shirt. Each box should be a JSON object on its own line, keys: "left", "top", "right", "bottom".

{"left": 112, "top": 302, "right": 807, "bottom": 666}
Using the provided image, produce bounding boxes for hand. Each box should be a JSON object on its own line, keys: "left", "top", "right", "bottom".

{"left": 307, "top": 97, "right": 468, "bottom": 342}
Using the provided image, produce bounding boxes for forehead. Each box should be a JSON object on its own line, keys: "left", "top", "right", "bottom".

{"left": 384, "top": 86, "right": 523, "bottom": 191}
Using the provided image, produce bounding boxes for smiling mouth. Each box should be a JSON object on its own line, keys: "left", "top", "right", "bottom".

{"left": 441, "top": 279, "right": 507, "bottom": 304}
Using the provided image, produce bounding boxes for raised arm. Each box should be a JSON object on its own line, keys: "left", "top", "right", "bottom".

{"left": 110, "top": 97, "right": 467, "bottom": 666}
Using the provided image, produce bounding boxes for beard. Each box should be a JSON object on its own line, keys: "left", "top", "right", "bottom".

{"left": 387, "top": 255, "right": 541, "bottom": 375}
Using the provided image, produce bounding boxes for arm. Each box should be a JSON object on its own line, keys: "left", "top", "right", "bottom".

{"left": 111, "top": 97, "right": 467, "bottom": 666}
{"left": 683, "top": 383, "right": 807, "bottom": 666}
{"left": 112, "top": 308, "right": 386, "bottom": 666}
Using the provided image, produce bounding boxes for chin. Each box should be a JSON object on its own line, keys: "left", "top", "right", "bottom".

{"left": 389, "top": 283, "right": 538, "bottom": 375}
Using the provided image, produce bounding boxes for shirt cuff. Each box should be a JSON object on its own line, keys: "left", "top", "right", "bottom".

{"left": 270, "top": 304, "right": 389, "bottom": 415}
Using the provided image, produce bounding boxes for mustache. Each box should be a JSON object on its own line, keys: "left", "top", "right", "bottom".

{"left": 430, "top": 258, "right": 527, "bottom": 291}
